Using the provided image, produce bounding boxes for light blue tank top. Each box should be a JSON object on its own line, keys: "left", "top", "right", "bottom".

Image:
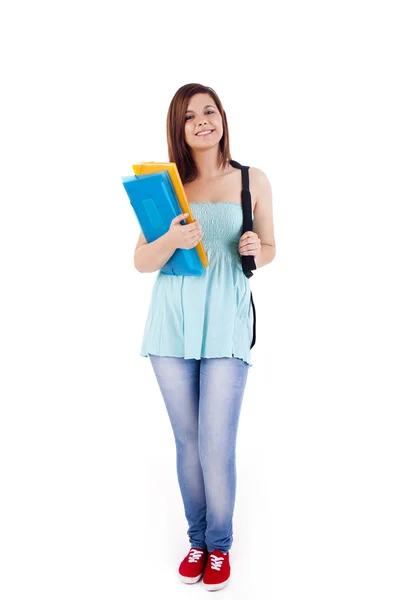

{"left": 140, "top": 201, "right": 254, "bottom": 367}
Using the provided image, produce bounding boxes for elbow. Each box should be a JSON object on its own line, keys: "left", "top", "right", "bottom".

{"left": 133, "top": 249, "right": 159, "bottom": 274}
{"left": 133, "top": 259, "right": 154, "bottom": 274}
{"left": 134, "top": 261, "right": 146, "bottom": 273}
{"left": 134, "top": 246, "right": 147, "bottom": 272}
{"left": 134, "top": 253, "right": 143, "bottom": 273}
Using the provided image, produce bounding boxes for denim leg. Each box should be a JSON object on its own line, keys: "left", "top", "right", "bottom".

{"left": 198, "top": 357, "right": 249, "bottom": 553}
{"left": 148, "top": 354, "right": 207, "bottom": 549}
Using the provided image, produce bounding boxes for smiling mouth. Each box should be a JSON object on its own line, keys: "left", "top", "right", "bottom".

{"left": 196, "top": 130, "right": 214, "bottom": 136}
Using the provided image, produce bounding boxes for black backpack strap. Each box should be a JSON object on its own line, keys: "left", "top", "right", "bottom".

{"left": 250, "top": 290, "right": 256, "bottom": 349}
{"left": 229, "top": 159, "right": 257, "bottom": 278}
{"left": 229, "top": 159, "right": 257, "bottom": 349}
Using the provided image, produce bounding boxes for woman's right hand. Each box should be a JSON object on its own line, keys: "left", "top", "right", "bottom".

{"left": 167, "top": 213, "right": 204, "bottom": 250}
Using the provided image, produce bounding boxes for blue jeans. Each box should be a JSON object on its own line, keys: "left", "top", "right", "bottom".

{"left": 148, "top": 354, "right": 249, "bottom": 553}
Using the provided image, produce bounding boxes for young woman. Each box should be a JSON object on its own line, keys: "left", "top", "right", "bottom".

{"left": 134, "top": 83, "right": 276, "bottom": 591}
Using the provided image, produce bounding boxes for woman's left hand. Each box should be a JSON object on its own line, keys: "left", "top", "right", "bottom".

{"left": 238, "top": 231, "right": 262, "bottom": 259}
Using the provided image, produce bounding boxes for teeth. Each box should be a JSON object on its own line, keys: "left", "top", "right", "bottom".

{"left": 197, "top": 130, "right": 213, "bottom": 136}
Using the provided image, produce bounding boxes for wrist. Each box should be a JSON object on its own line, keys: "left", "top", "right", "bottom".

{"left": 164, "top": 230, "right": 177, "bottom": 252}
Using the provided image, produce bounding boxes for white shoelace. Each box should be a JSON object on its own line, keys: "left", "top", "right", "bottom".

{"left": 188, "top": 549, "right": 204, "bottom": 563}
{"left": 210, "top": 553, "right": 225, "bottom": 571}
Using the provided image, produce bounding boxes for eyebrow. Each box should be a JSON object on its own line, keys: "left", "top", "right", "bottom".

{"left": 185, "top": 104, "right": 215, "bottom": 113}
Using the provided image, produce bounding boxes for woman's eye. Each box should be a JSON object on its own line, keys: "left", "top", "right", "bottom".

{"left": 185, "top": 110, "right": 214, "bottom": 121}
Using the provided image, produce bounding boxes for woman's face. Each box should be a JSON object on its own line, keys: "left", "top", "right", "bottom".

{"left": 184, "top": 93, "right": 223, "bottom": 150}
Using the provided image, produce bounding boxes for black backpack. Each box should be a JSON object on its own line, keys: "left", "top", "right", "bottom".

{"left": 229, "top": 159, "right": 257, "bottom": 349}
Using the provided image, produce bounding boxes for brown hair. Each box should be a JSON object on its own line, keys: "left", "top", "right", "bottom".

{"left": 166, "top": 83, "right": 232, "bottom": 184}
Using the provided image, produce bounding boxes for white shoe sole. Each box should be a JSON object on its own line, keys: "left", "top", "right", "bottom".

{"left": 178, "top": 572, "right": 203, "bottom": 584}
{"left": 203, "top": 577, "right": 229, "bottom": 591}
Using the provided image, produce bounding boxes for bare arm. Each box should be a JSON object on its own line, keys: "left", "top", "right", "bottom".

{"left": 133, "top": 213, "right": 204, "bottom": 273}
{"left": 134, "top": 230, "right": 177, "bottom": 273}
{"left": 252, "top": 168, "right": 276, "bottom": 268}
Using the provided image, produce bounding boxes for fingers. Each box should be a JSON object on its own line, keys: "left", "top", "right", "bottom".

{"left": 188, "top": 229, "right": 204, "bottom": 247}
{"left": 173, "top": 212, "right": 189, "bottom": 222}
{"left": 174, "top": 213, "right": 202, "bottom": 232}
{"left": 172, "top": 213, "right": 204, "bottom": 248}
{"left": 187, "top": 225, "right": 204, "bottom": 247}
{"left": 184, "top": 220, "right": 202, "bottom": 233}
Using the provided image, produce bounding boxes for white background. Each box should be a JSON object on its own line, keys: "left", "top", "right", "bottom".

{"left": 1, "top": 1, "right": 399, "bottom": 598}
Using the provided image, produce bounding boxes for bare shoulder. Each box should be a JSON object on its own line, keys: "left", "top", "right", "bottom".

{"left": 249, "top": 166, "right": 272, "bottom": 206}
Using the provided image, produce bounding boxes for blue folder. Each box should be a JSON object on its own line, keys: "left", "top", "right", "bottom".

{"left": 122, "top": 171, "right": 205, "bottom": 276}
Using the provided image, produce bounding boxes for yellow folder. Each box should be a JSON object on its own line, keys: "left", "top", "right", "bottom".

{"left": 132, "top": 162, "right": 209, "bottom": 268}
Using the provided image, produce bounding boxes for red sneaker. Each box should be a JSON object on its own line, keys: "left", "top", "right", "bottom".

{"left": 202, "top": 549, "right": 231, "bottom": 591}
{"left": 178, "top": 547, "right": 208, "bottom": 584}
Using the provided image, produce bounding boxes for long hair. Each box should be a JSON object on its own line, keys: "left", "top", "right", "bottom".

{"left": 166, "top": 83, "right": 232, "bottom": 184}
